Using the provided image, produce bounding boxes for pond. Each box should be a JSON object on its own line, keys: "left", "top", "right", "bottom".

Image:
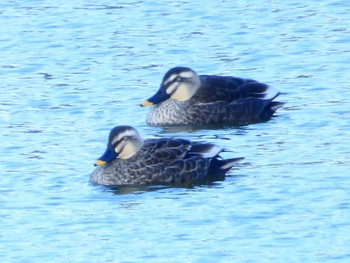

{"left": 1, "top": 0, "right": 350, "bottom": 262}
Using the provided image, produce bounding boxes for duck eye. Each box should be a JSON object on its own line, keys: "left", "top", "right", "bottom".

{"left": 175, "top": 76, "right": 182, "bottom": 82}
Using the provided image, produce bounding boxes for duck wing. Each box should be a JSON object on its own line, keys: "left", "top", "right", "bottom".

{"left": 161, "top": 142, "right": 243, "bottom": 184}
{"left": 140, "top": 138, "right": 192, "bottom": 165}
{"left": 133, "top": 138, "right": 208, "bottom": 184}
{"left": 140, "top": 139, "right": 225, "bottom": 184}
{"left": 194, "top": 75, "right": 278, "bottom": 103}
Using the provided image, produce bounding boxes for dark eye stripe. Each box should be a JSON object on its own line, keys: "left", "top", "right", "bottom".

{"left": 164, "top": 74, "right": 178, "bottom": 85}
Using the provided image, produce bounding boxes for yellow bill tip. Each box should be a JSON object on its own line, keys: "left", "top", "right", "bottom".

{"left": 94, "top": 160, "right": 106, "bottom": 166}
{"left": 140, "top": 100, "right": 153, "bottom": 107}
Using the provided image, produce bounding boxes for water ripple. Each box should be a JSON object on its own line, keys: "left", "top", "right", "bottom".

{"left": 1, "top": 0, "right": 350, "bottom": 262}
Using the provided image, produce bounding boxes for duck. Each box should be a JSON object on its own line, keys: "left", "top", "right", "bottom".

{"left": 90, "top": 125, "right": 243, "bottom": 186}
{"left": 141, "top": 66, "right": 284, "bottom": 125}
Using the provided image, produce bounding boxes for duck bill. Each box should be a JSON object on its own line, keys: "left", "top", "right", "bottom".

{"left": 140, "top": 88, "right": 170, "bottom": 107}
{"left": 94, "top": 147, "right": 118, "bottom": 166}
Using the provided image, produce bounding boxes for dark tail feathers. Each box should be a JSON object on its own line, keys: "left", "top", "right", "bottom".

{"left": 260, "top": 101, "right": 285, "bottom": 121}
{"left": 218, "top": 157, "right": 244, "bottom": 173}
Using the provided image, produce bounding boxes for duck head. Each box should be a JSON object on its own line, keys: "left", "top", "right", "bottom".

{"left": 141, "top": 67, "right": 201, "bottom": 106}
{"left": 94, "top": 126, "right": 143, "bottom": 166}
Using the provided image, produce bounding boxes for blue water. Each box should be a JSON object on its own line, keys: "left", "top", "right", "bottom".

{"left": 1, "top": 0, "right": 350, "bottom": 262}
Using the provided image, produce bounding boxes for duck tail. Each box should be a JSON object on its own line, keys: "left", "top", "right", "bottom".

{"left": 259, "top": 101, "right": 285, "bottom": 121}
{"left": 206, "top": 156, "right": 243, "bottom": 182}
{"left": 217, "top": 157, "right": 244, "bottom": 173}
{"left": 269, "top": 101, "right": 285, "bottom": 112}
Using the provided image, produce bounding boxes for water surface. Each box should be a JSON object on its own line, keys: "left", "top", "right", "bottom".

{"left": 1, "top": 0, "right": 350, "bottom": 262}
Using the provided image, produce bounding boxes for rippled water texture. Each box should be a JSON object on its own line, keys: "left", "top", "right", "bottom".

{"left": 1, "top": 0, "right": 350, "bottom": 262}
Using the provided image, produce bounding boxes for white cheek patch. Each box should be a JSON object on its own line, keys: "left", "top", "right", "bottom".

{"left": 116, "top": 139, "right": 141, "bottom": 159}
{"left": 171, "top": 83, "right": 191, "bottom": 101}
{"left": 114, "top": 143, "right": 123, "bottom": 155}
{"left": 114, "top": 140, "right": 132, "bottom": 158}
{"left": 166, "top": 82, "right": 178, "bottom": 95}
{"left": 115, "top": 141, "right": 132, "bottom": 159}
